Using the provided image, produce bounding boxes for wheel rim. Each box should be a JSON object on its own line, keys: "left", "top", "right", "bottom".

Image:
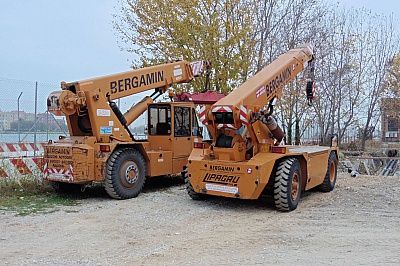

{"left": 291, "top": 172, "right": 300, "bottom": 200}
{"left": 120, "top": 160, "right": 139, "bottom": 188}
{"left": 329, "top": 160, "right": 336, "bottom": 183}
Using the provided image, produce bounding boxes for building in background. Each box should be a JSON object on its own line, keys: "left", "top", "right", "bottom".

{"left": 0, "top": 110, "right": 66, "bottom": 132}
{"left": 381, "top": 98, "right": 400, "bottom": 142}
{"left": 0, "top": 111, "right": 34, "bottom": 131}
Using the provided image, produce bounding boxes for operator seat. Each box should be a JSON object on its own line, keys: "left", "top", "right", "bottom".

{"left": 156, "top": 122, "right": 171, "bottom": 135}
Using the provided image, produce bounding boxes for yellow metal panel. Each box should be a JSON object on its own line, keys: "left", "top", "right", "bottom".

{"left": 147, "top": 151, "right": 172, "bottom": 176}
{"left": 172, "top": 157, "right": 188, "bottom": 174}
{"left": 188, "top": 152, "right": 284, "bottom": 199}
{"left": 44, "top": 142, "right": 94, "bottom": 183}
{"left": 305, "top": 149, "right": 335, "bottom": 190}
{"left": 72, "top": 145, "right": 94, "bottom": 182}
{"left": 148, "top": 135, "right": 173, "bottom": 152}
{"left": 173, "top": 136, "right": 193, "bottom": 158}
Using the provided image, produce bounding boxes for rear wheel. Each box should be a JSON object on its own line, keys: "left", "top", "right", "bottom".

{"left": 274, "top": 158, "right": 302, "bottom": 212}
{"left": 319, "top": 152, "right": 337, "bottom": 192}
{"left": 104, "top": 148, "right": 146, "bottom": 199}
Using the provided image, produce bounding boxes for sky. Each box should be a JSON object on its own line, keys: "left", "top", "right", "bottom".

{"left": 0, "top": 0, "right": 131, "bottom": 85}
{"left": 0, "top": 0, "right": 399, "bottom": 114}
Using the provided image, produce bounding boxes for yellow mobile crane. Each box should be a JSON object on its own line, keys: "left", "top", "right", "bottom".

{"left": 186, "top": 44, "right": 339, "bottom": 211}
{"left": 44, "top": 60, "right": 217, "bottom": 199}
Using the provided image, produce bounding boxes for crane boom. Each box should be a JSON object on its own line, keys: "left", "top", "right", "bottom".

{"left": 46, "top": 60, "right": 207, "bottom": 142}
{"left": 208, "top": 44, "right": 314, "bottom": 130}
{"left": 48, "top": 61, "right": 199, "bottom": 116}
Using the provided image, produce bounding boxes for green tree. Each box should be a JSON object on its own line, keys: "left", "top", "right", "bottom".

{"left": 384, "top": 53, "right": 400, "bottom": 97}
{"left": 114, "top": 0, "right": 256, "bottom": 94}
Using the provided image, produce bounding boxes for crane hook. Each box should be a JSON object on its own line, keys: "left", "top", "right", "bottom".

{"left": 306, "top": 81, "right": 316, "bottom": 106}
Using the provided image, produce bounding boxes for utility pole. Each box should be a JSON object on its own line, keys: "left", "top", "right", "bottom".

{"left": 17, "top": 92, "right": 23, "bottom": 143}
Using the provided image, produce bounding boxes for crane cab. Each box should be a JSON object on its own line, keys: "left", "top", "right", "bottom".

{"left": 145, "top": 102, "right": 203, "bottom": 177}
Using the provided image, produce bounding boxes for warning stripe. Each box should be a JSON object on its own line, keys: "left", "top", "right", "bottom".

{"left": 212, "top": 106, "right": 233, "bottom": 113}
{"left": 215, "top": 124, "right": 236, "bottom": 129}
{"left": 212, "top": 106, "right": 235, "bottom": 129}
{"left": 43, "top": 162, "right": 74, "bottom": 182}
{"left": 6, "top": 143, "right": 16, "bottom": 152}
{"left": 0, "top": 157, "right": 44, "bottom": 178}
{"left": 0, "top": 142, "right": 46, "bottom": 158}
{"left": 210, "top": 105, "right": 248, "bottom": 129}
{"left": 18, "top": 143, "right": 28, "bottom": 151}
{"left": 0, "top": 167, "right": 8, "bottom": 178}
{"left": 11, "top": 158, "right": 32, "bottom": 174}
{"left": 29, "top": 143, "right": 42, "bottom": 151}
{"left": 190, "top": 61, "right": 204, "bottom": 77}
{"left": 199, "top": 105, "right": 207, "bottom": 125}
{"left": 240, "top": 105, "right": 248, "bottom": 126}
{"left": 33, "top": 157, "right": 44, "bottom": 166}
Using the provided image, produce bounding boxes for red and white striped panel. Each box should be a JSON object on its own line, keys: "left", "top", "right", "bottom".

{"left": 212, "top": 106, "right": 233, "bottom": 113}
{"left": 0, "top": 157, "right": 44, "bottom": 178}
{"left": 0, "top": 142, "right": 45, "bottom": 158}
{"left": 211, "top": 105, "right": 248, "bottom": 129}
{"left": 190, "top": 61, "right": 204, "bottom": 77}
{"left": 214, "top": 124, "right": 236, "bottom": 130}
{"left": 199, "top": 105, "right": 207, "bottom": 125}
{"left": 240, "top": 105, "right": 248, "bottom": 126}
{"left": 43, "top": 163, "right": 74, "bottom": 182}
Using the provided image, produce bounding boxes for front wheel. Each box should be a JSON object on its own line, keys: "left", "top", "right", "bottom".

{"left": 319, "top": 152, "right": 338, "bottom": 192}
{"left": 184, "top": 166, "right": 206, "bottom": 200}
{"left": 104, "top": 148, "right": 146, "bottom": 199}
{"left": 274, "top": 158, "right": 302, "bottom": 212}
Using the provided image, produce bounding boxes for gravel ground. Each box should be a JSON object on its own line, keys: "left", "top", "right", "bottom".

{"left": 1, "top": 172, "right": 399, "bottom": 265}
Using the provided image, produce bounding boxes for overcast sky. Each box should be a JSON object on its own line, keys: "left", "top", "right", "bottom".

{"left": 0, "top": 0, "right": 131, "bottom": 85}
{"left": 0, "top": 0, "right": 399, "bottom": 113}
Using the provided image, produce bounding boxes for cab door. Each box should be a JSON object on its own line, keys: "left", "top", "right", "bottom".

{"left": 173, "top": 105, "right": 192, "bottom": 157}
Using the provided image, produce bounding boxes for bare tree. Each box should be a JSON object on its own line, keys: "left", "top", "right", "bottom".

{"left": 272, "top": 0, "right": 327, "bottom": 144}
{"left": 358, "top": 13, "right": 399, "bottom": 150}
{"left": 308, "top": 7, "right": 399, "bottom": 149}
{"left": 113, "top": 0, "right": 400, "bottom": 150}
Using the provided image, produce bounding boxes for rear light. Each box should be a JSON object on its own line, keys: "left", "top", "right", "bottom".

{"left": 100, "top": 145, "right": 111, "bottom": 152}
{"left": 194, "top": 142, "right": 205, "bottom": 149}
{"left": 271, "top": 146, "right": 286, "bottom": 154}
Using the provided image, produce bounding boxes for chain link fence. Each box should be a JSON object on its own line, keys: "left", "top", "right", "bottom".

{"left": 0, "top": 77, "right": 69, "bottom": 145}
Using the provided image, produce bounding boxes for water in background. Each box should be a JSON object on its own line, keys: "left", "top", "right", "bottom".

{"left": 0, "top": 133, "right": 68, "bottom": 143}
{"left": 0, "top": 133, "right": 147, "bottom": 143}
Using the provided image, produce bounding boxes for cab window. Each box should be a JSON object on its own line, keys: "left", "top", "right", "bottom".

{"left": 174, "top": 106, "right": 190, "bottom": 137}
{"left": 149, "top": 105, "right": 171, "bottom": 135}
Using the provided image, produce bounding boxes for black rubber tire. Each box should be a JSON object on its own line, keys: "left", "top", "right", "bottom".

{"left": 104, "top": 148, "right": 146, "bottom": 199}
{"left": 319, "top": 152, "right": 338, "bottom": 192}
{"left": 179, "top": 165, "right": 187, "bottom": 183}
{"left": 49, "top": 181, "right": 80, "bottom": 193}
{"left": 184, "top": 166, "right": 206, "bottom": 200}
{"left": 274, "top": 158, "right": 302, "bottom": 212}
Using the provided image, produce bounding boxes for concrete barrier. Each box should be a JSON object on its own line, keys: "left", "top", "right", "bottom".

{"left": 0, "top": 143, "right": 46, "bottom": 178}
{"left": 0, "top": 142, "right": 46, "bottom": 158}
{"left": 0, "top": 157, "right": 44, "bottom": 178}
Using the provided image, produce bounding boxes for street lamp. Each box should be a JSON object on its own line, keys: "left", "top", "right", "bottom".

{"left": 17, "top": 92, "right": 23, "bottom": 143}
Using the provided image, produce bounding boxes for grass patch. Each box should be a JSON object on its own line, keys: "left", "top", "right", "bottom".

{"left": 0, "top": 193, "right": 78, "bottom": 216}
{"left": 0, "top": 176, "right": 79, "bottom": 216}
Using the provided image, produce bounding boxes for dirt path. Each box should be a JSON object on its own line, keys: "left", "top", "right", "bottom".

{"left": 1, "top": 173, "right": 399, "bottom": 265}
